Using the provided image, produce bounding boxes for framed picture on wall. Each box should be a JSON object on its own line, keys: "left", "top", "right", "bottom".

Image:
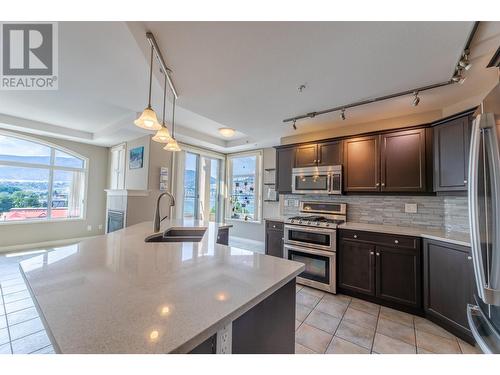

{"left": 129, "top": 146, "right": 144, "bottom": 169}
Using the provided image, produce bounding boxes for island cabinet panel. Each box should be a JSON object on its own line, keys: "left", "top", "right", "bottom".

{"left": 318, "top": 140, "right": 343, "bottom": 166}
{"left": 423, "top": 239, "right": 475, "bottom": 342}
{"left": 189, "top": 335, "right": 217, "bottom": 354}
{"left": 338, "top": 238, "right": 376, "bottom": 295}
{"left": 343, "top": 135, "right": 380, "bottom": 192}
{"left": 380, "top": 128, "right": 427, "bottom": 192}
{"left": 433, "top": 115, "right": 472, "bottom": 192}
{"left": 338, "top": 229, "right": 423, "bottom": 313}
{"left": 275, "top": 147, "right": 295, "bottom": 194}
{"left": 376, "top": 245, "right": 421, "bottom": 308}
{"left": 232, "top": 279, "right": 296, "bottom": 354}
{"left": 295, "top": 144, "right": 318, "bottom": 167}
{"left": 216, "top": 228, "right": 229, "bottom": 245}
{"left": 265, "top": 220, "right": 284, "bottom": 258}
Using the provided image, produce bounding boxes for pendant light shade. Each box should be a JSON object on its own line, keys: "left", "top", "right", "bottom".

{"left": 135, "top": 46, "right": 161, "bottom": 131}
{"left": 163, "top": 138, "right": 181, "bottom": 152}
{"left": 152, "top": 71, "right": 173, "bottom": 143}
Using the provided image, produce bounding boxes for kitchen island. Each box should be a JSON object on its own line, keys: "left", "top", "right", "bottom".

{"left": 19, "top": 220, "right": 304, "bottom": 354}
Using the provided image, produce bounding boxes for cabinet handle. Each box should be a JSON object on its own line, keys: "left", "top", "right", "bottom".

{"left": 353, "top": 234, "right": 358, "bottom": 239}
{"left": 467, "top": 255, "right": 472, "bottom": 260}
{"left": 381, "top": 183, "right": 385, "bottom": 187}
{"left": 272, "top": 225, "right": 276, "bottom": 228}
{"left": 394, "top": 239, "right": 399, "bottom": 244}
{"left": 464, "top": 180, "right": 468, "bottom": 184}
{"left": 370, "top": 251, "right": 374, "bottom": 255}
{"left": 376, "top": 253, "right": 380, "bottom": 256}
{"left": 376, "top": 183, "right": 380, "bottom": 187}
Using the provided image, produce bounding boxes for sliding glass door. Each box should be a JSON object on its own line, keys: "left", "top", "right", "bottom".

{"left": 181, "top": 151, "right": 222, "bottom": 222}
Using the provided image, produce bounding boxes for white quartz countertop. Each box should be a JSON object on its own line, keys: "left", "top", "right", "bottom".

{"left": 20, "top": 220, "right": 304, "bottom": 354}
{"left": 338, "top": 222, "right": 470, "bottom": 247}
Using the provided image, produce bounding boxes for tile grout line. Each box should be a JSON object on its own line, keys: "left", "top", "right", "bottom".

{"left": 0, "top": 284, "right": 14, "bottom": 354}
{"left": 322, "top": 296, "right": 352, "bottom": 353}
{"left": 369, "top": 305, "right": 382, "bottom": 354}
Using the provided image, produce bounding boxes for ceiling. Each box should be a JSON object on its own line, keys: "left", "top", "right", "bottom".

{"left": 0, "top": 21, "right": 499, "bottom": 153}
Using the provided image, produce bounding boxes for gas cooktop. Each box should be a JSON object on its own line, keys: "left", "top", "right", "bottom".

{"left": 286, "top": 215, "right": 345, "bottom": 228}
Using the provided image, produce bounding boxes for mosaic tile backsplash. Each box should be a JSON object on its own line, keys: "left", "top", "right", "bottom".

{"left": 282, "top": 194, "right": 469, "bottom": 233}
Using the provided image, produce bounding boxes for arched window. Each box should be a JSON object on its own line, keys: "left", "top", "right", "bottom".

{"left": 0, "top": 131, "right": 88, "bottom": 223}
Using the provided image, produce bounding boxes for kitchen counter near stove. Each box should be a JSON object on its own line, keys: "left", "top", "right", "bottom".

{"left": 338, "top": 222, "right": 470, "bottom": 247}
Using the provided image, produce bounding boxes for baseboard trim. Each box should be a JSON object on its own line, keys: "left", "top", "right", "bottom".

{"left": 0, "top": 236, "right": 96, "bottom": 254}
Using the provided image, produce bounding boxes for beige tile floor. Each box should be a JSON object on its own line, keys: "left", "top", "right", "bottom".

{"left": 294, "top": 284, "right": 482, "bottom": 354}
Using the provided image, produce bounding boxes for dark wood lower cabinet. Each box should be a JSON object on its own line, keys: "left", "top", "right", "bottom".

{"left": 376, "top": 245, "right": 421, "bottom": 308}
{"left": 423, "top": 239, "right": 475, "bottom": 343}
{"left": 338, "top": 239, "right": 376, "bottom": 296}
{"left": 265, "top": 220, "right": 284, "bottom": 258}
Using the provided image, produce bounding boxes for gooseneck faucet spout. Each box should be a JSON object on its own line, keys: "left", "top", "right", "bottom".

{"left": 154, "top": 191, "right": 175, "bottom": 232}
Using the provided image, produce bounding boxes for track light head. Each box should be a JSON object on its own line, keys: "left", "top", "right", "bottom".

{"left": 412, "top": 91, "right": 420, "bottom": 107}
{"left": 459, "top": 50, "right": 472, "bottom": 71}
{"left": 452, "top": 68, "right": 466, "bottom": 84}
{"left": 341, "top": 108, "right": 346, "bottom": 121}
{"left": 292, "top": 120, "right": 297, "bottom": 130}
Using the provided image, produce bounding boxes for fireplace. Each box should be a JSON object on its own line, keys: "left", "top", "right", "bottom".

{"left": 107, "top": 210, "right": 125, "bottom": 233}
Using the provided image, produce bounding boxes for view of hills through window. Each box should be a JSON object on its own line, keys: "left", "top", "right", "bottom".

{"left": 0, "top": 134, "right": 86, "bottom": 222}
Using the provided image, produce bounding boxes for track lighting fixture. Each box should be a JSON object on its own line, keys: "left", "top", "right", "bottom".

{"left": 292, "top": 120, "right": 297, "bottom": 130}
{"left": 412, "top": 91, "right": 420, "bottom": 107}
{"left": 135, "top": 46, "right": 162, "bottom": 131}
{"left": 459, "top": 49, "right": 472, "bottom": 71}
{"left": 152, "top": 72, "right": 173, "bottom": 143}
{"left": 341, "top": 108, "right": 346, "bottom": 121}
{"left": 163, "top": 96, "right": 181, "bottom": 152}
{"left": 452, "top": 68, "right": 466, "bottom": 85}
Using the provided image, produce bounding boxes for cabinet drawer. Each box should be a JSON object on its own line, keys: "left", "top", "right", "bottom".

{"left": 266, "top": 220, "right": 284, "bottom": 231}
{"left": 339, "top": 229, "right": 419, "bottom": 249}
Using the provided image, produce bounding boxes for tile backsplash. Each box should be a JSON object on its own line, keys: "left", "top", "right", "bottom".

{"left": 282, "top": 194, "right": 469, "bottom": 233}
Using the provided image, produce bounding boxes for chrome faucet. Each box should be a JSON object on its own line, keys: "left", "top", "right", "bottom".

{"left": 153, "top": 191, "right": 175, "bottom": 232}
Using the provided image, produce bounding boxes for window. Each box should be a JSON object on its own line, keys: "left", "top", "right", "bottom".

{"left": 0, "top": 132, "right": 87, "bottom": 223}
{"left": 109, "top": 144, "right": 125, "bottom": 190}
{"left": 226, "top": 151, "right": 262, "bottom": 222}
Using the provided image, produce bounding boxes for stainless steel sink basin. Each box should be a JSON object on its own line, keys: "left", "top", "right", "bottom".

{"left": 145, "top": 227, "right": 207, "bottom": 243}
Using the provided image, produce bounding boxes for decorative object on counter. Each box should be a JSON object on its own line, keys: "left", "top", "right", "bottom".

{"left": 163, "top": 95, "right": 181, "bottom": 152}
{"left": 159, "top": 167, "right": 169, "bottom": 191}
{"left": 152, "top": 72, "right": 173, "bottom": 144}
{"left": 134, "top": 45, "right": 161, "bottom": 131}
{"left": 129, "top": 146, "right": 144, "bottom": 169}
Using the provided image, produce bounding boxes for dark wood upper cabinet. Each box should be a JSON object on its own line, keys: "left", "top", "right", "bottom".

{"left": 343, "top": 135, "right": 380, "bottom": 192}
{"left": 318, "top": 140, "right": 343, "bottom": 166}
{"left": 294, "top": 145, "right": 318, "bottom": 167}
{"left": 381, "top": 128, "right": 427, "bottom": 192}
{"left": 423, "top": 239, "right": 475, "bottom": 341}
{"left": 376, "top": 245, "right": 421, "bottom": 308}
{"left": 433, "top": 115, "right": 472, "bottom": 192}
{"left": 275, "top": 148, "right": 295, "bottom": 194}
{"left": 338, "top": 238, "right": 376, "bottom": 296}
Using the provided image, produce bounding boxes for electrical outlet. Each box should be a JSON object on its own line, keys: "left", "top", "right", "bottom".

{"left": 405, "top": 203, "right": 417, "bottom": 214}
{"left": 87, "top": 225, "right": 92, "bottom": 231}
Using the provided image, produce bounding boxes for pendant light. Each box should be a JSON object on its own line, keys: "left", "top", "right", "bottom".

{"left": 163, "top": 96, "right": 181, "bottom": 152}
{"left": 152, "top": 72, "right": 172, "bottom": 143}
{"left": 134, "top": 46, "right": 162, "bottom": 131}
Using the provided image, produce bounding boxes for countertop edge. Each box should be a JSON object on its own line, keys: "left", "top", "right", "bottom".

{"left": 171, "top": 265, "right": 304, "bottom": 354}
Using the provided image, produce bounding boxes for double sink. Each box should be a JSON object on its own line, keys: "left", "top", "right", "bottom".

{"left": 145, "top": 227, "right": 207, "bottom": 243}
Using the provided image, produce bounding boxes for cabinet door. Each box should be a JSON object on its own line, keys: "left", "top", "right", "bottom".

{"left": 433, "top": 116, "right": 471, "bottom": 192}
{"left": 318, "top": 141, "right": 343, "bottom": 166}
{"left": 381, "top": 128, "right": 426, "bottom": 192}
{"left": 265, "top": 222, "right": 284, "bottom": 258}
{"left": 275, "top": 148, "right": 295, "bottom": 194}
{"left": 376, "top": 245, "right": 421, "bottom": 308}
{"left": 423, "top": 240, "right": 474, "bottom": 334}
{"left": 343, "top": 135, "right": 380, "bottom": 192}
{"left": 216, "top": 228, "right": 229, "bottom": 245}
{"left": 338, "top": 239, "right": 376, "bottom": 295}
{"left": 294, "top": 145, "right": 318, "bottom": 167}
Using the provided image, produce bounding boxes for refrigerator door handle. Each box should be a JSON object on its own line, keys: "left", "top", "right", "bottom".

{"left": 469, "top": 113, "right": 500, "bottom": 305}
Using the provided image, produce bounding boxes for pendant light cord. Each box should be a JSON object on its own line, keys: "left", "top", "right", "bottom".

{"left": 171, "top": 95, "right": 176, "bottom": 138}
{"left": 161, "top": 72, "right": 167, "bottom": 126}
{"left": 148, "top": 46, "right": 154, "bottom": 107}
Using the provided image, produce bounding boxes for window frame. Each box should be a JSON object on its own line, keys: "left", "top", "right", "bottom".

{"left": 0, "top": 130, "right": 89, "bottom": 225}
{"left": 225, "top": 150, "right": 263, "bottom": 223}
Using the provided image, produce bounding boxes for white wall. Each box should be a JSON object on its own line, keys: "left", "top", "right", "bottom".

{"left": 0, "top": 130, "right": 108, "bottom": 249}
{"left": 125, "top": 136, "right": 150, "bottom": 190}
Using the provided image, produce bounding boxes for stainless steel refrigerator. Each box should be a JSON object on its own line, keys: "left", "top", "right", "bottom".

{"left": 467, "top": 81, "right": 500, "bottom": 353}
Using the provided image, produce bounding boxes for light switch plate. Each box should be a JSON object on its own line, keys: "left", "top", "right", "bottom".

{"left": 405, "top": 203, "right": 417, "bottom": 214}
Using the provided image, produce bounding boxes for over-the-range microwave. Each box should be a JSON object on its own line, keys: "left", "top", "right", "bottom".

{"left": 291, "top": 165, "right": 342, "bottom": 195}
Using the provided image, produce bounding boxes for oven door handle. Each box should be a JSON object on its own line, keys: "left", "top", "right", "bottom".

{"left": 284, "top": 243, "right": 335, "bottom": 257}
{"left": 284, "top": 225, "right": 336, "bottom": 234}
